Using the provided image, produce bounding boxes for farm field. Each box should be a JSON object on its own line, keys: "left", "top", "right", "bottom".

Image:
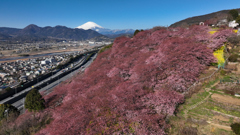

{"left": 170, "top": 66, "right": 240, "bottom": 135}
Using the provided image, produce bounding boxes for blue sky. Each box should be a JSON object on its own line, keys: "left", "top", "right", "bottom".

{"left": 0, "top": 0, "right": 240, "bottom": 29}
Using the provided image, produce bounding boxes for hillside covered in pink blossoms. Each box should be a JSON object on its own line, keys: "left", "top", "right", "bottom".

{"left": 37, "top": 26, "right": 234, "bottom": 134}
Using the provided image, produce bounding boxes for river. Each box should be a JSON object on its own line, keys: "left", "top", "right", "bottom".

{"left": 0, "top": 51, "right": 80, "bottom": 62}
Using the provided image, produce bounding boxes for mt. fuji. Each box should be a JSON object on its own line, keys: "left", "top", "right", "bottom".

{"left": 76, "top": 21, "right": 135, "bottom": 37}
{"left": 76, "top": 21, "right": 103, "bottom": 31}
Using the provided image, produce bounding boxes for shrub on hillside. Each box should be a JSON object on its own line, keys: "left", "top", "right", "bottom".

{"left": 0, "top": 111, "right": 51, "bottom": 135}
{"left": 25, "top": 89, "right": 45, "bottom": 112}
{"left": 229, "top": 9, "right": 239, "bottom": 20}
{"left": 228, "top": 54, "right": 238, "bottom": 62}
{"left": 220, "top": 69, "right": 227, "bottom": 75}
{"left": 0, "top": 104, "right": 19, "bottom": 121}
{"left": 133, "top": 29, "right": 140, "bottom": 36}
{"left": 224, "top": 90, "right": 235, "bottom": 96}
{"left": 228, "top": 35, "right": 240, "bottom": 45}
{"left": 98, "top": 44, "right": 113, "bottom": 53}
{"left": 231, "top": 123, "right": 240, "bottom": 135}
{"left": 210, "top": 62, "right": 218, "bottom": 66}
{"left": 179, "top": 126, "right": 198, "bottom": 135}
{"left": 236, "top": 16, "right": 240, "bottom": 25}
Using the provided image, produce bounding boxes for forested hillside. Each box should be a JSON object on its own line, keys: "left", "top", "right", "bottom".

{"left": 34, "top": 26, "right": 234, "bottom": 134}
{"left": 170, "top": 8, "right": 240, "bottom": 27}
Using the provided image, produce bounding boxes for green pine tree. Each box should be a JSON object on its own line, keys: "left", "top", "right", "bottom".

{"left": 134, "top": 29, "right": 140, "bottom": 36}
{"left": 25, "top": 89, "right": 45, "bottom": 112}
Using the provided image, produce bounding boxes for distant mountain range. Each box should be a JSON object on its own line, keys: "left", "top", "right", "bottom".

{"left": 3, "top": 8, "right": 240, "bottom": 43}
{"left": 76, "top": 21, "right": 135, "bottom": 37}
{"left": 170, "top": 8, "right": 240, "bottom": 27}
{"left": 0, "top": 24, "right": 109, "bottom": 42}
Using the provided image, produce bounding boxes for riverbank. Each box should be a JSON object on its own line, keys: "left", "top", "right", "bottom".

{"left": 0, "top": 46, "right": 94, "bottom": 63}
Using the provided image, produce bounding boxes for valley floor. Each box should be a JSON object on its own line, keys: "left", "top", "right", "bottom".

{"left": 0, "top": 46, "right": 94, "bottom": 63}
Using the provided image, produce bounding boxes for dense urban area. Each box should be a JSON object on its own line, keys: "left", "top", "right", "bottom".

{"left": 0, "top": 40, "right": 111, "bottom": 94}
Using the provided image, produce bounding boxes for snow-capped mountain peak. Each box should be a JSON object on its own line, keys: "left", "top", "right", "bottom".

{"left": 76, "top": 21, "right": 135, "bottom": 36}
{"left": 76, "top": 21, "right": 103, "bottom": 30}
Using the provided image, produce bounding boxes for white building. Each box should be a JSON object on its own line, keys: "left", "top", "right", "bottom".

{"left": 229, "top": 20, "right": 239, "bottom": 28}
{"left": 0, "top": 72, "right": 8, "bottom": 78}
{"left": 41, "top": 58, "right": 57, "bottom": 65}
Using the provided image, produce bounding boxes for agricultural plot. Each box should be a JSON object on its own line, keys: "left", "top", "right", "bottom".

{"left": 170, "top": 70, "right": 240, "bottom": 135}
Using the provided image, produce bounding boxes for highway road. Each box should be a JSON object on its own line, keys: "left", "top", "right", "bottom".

{"left": 0, "top": 56, "right": 85, "bottom": 103}
{"left": 11, "top": 53, "right": 97, "bottom": 113}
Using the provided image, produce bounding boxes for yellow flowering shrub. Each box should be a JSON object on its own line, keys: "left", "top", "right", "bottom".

{"left": 233, "top": 29, "right": 238, "bottom": 33}
{"left": 213, "top": 46, "right": 225, "bottom": 68}
{"left": 209, "top": 31, "right": 217, "bottom": 35}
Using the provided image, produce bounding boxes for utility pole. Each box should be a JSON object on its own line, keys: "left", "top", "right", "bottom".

{"left": 22, "top": 98, "right": 25, "bottom": 113}
{"left": 5, "top": 109, "right": 9, "bottom": 121}
{"left": 51, "top": 65, "right": 53, "bottom": 76}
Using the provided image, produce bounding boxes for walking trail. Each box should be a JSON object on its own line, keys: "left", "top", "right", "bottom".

{"left": 183, "top": 81, "right": 219, "bottom": 118}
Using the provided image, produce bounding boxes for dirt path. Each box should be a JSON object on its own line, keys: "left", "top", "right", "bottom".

{"left": 184, "top": 92, "right": 212, "bottom": 118}
{"left": 212, "top": 81, "right": 219, "bottom": 88}
{"left": 184, "top": 81, "right": 219, "bottom": 118}
{"left": 211, "top": 93, "right": 240, "bottom": 106}
{"left": 205, "top": 109, "right": 240, "bottom": 120}
{"left": 207, "top": 121, "right": 232, "bottom": 131}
